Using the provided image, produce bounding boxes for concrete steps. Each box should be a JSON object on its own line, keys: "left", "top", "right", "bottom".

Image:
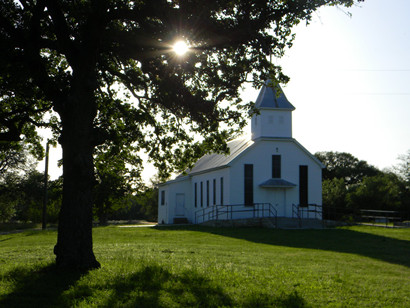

{"left": 200, "top": 217, "right": 324, "bottom": 229}
{"left": 277, "top": 217, "right": 324, "bottom": 229}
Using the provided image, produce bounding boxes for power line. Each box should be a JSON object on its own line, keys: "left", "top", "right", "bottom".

{"left": 343, "top": 92, "right": 410, "bottom": 96}
{"left": 338, "top": 69, "right": 410, "bottom": 72}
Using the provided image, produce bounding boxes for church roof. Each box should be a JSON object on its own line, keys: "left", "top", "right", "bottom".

{"left": 255, "top": 81, "right": 295, "bottom": 110}
{"left": 166, "top": 136, "right": 323, "bottom": 185}
{"left": 179, "top": 138, "right": 254, "bottom": 176}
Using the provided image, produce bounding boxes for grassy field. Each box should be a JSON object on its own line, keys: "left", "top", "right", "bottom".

{"left": 0, "top": 225, "right": 409, "bottom": 307}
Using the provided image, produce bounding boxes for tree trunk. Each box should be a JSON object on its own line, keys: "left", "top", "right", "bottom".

{"left": 54, "top": 83, "right": 100, "bottom": 270}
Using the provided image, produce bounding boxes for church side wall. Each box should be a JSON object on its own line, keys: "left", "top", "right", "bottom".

{"left": 158, "top": 168, "right": 231, "bottom": 225}
{"left": 157, "top": 184, "right": 168, "bottom": 224}
{"left": 190, "top": 168, "right": 230, "bottom": 223}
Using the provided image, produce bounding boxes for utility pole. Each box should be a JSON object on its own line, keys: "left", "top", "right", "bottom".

{"left": 42, "top": 141, "right": 49, "bottom": 230}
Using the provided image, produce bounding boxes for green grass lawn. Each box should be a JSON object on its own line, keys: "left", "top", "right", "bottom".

{"left": 0, "top": 225, "right": 409, "bottom": 307}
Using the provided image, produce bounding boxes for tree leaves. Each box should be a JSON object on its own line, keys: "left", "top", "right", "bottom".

{"left": 1, "top": 0, "right": 362, "bottom": 179}
{"left": 315, "top": 151, "right": 380, "bottom": 186}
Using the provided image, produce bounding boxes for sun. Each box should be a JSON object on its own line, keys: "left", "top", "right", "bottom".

{"left": 173, "top": 40, "right": 189, "bottom": 56}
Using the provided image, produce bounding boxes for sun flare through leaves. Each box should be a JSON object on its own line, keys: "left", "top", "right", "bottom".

{"left": 173, "top": 40, "right": 189, "bottom": 56}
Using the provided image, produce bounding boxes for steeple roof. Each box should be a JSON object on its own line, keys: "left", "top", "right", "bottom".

{"left": 255, "top": 81, "right": 295, "bottom": 110}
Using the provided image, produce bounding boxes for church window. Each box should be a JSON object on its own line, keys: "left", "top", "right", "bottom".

{"left": 206, "top": 180, "right": 210, "bottom": 207}
{"left": 194, "top": 183, "right": 197, "bottom": 208}
{"left": 272, "top": 155, "right": 281, "bottom": 178}
{"left": 244, "top": 164, "right": 254, "bottom": 206}
{"left": 299, "top": 165, "right": 308, "bottom": 207}
{"left": 160, "top": 191, "right": 165, "bottom": 205}
{"left": 213, "top": 179, "right": 216, "bottom": 205}
{"left": 220, "top": 177, "right": 224, "bottom": 205}
{"left": 279, "top": 116, "right": 284, "bottom": 124}
{"left": 200, "top": 181, "right": 203, "bottom": 207}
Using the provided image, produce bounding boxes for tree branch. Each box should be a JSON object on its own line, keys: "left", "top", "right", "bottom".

{"left": 45, "top": 0, "right": 79, "bottom": 67}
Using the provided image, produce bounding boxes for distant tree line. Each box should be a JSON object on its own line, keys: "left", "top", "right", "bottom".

{"left": 2, "top": 143, "right": 408, "bottom": 224}
{"left": 0, "top": 169, "right": 62, "bottom": 223}
{"left": 315, "top": 150, "right": 410, "bottom": 221}
{"left": 0, "top": 142, "right": 159, "bottom": 224}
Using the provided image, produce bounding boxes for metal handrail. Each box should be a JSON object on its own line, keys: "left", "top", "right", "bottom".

{"left": 298, "top": 204, "right": 323, "bottom": 220}
{"left": 293, "top": 204, "right": 323, "bottom": 228}
{"left": 292, "top": 204, "right": 302, "bottom": 228}
{"left": 195, "top": 203, "right": 277, "bottom": 225}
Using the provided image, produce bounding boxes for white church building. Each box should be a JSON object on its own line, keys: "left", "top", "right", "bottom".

{"left": 158, "top": 82, "right": 324, "bottom": 225}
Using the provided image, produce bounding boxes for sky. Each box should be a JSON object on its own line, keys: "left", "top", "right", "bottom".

{"left": 243, "top": 0, "right": 410, "bottom": 171}
{"left": 41, "top": 0, "right": 410, "bottom": 180}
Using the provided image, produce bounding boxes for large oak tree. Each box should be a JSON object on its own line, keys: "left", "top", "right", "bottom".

{"left": 0, "top": 0, "right": 362, "bottom": 269}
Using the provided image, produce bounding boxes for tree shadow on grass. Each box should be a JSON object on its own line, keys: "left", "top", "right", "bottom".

{"left": 95, "top": 264, "right": 232, "bottom": 307}
{"left": 242, "top": 290, "right": 310, "bottom": 308}
{"left": 0, "top": 263, "right": 86, "bottom": 308}
{"left": 0, "top": 262, "right": 309, "bottom": 307}
{"left": 155, "top": 226, "right": 410, "bottom": 268}
{"left": 74, "top": 263, "right": 309, "bottom": 307}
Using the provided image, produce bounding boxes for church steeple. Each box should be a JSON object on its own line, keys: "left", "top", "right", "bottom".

{"left": 251, "top": 81, "right": 295, "bottom": 140}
